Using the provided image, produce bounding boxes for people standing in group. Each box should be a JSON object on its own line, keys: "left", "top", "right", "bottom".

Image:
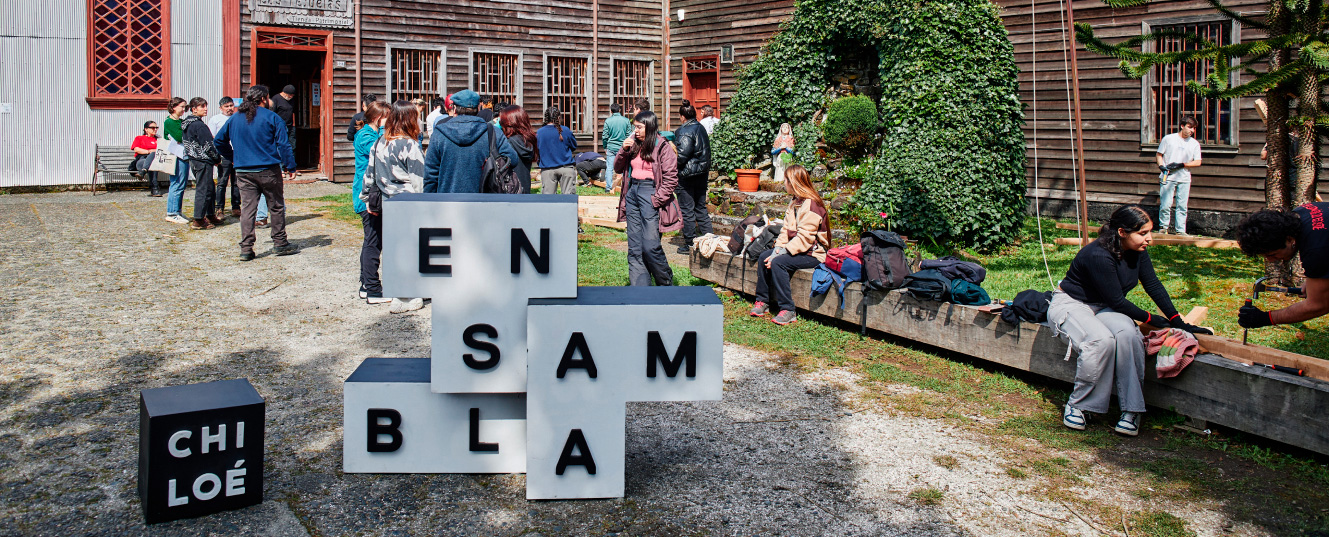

{"left": 213, "top": 85, "right": 299, "bottom": 261}
{"left": 1048, "top": 204, "right": 1210, "bottom": 436}
{"left": 354, "top": 100, "right": 388, "bottom": 304}
{"left": 613, "top": 110, "right": 682, "bottom": 286}
{"left": 499, "top": 105, "right": 538, "bottom": 194}
{"left": 632, "top": 98, "right": 651, "bottom": 116}
{"left": 163, "top": 97, "right": 191, "bottom": 224}
{"left": 749, "top": 165, "right": 828, "bottom": 325}
{"left": 348, "top": 93, "right": 379, "bottom": 142}
{"left": 699, "top": 105, "right": 719, "bottom": 135}
{"left": 422, "top": 89, "right": 520, "bottom": 193}
{"left": 426, "top": 97, "right": 445, "bottom": 135}
{"left": 536, "top": 107, "right": 579, "bottom": 195}
{"left": 672, "top": 99, "right": 712, "bottom": 254}
{"left": 208, "top": 96, "right": 240, "bottom": 218}
{"left": 271, "top": 84, "right": 297, "bottom": 151}
{"left": 601, "top": 102, "right": 630, "bottom": 193}
{"left": 131, "top": 121, "right": 162, "bottom": 196}
{"left": 361, "top": 100, "right": 428, "bottom": 313}
{"left": 182, "top": 97, "right": 223, "bottom": 230}
{"left": 1156, "top": 116, "right": 1202, "bottom": 235}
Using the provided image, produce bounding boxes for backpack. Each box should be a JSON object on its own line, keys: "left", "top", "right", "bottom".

{"left": 949, "top": 278, "right": 990, "bottom": 305}
{"left": 860, "top": 230, "right": 910, "bottom": 291}
{"left": 920, "top": 256, "right": 987, "bottom": 284}
{"left": 811, "top": 264, "right": 847, "bottom": 308}
{"left": 729, "top": 213, "right": 765, "bottom": 253}
{"left": 902, "top": 269, "right": 951, "bottom": 302}
{"left": 825, "top": 243, "right": 863, "bottom": 273}
{"left": 745, "top": 224, "right": 784, "bottom": 262}
{"left": 481, "top": 127, "right": 522, "bottom": 194}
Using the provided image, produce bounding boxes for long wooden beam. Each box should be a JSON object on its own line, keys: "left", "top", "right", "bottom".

{"left": 1052, "top": 237, "right": 1239, "bottom": 248}
{"left": 691, "top": 251, "right": 1329, "bottom": 456}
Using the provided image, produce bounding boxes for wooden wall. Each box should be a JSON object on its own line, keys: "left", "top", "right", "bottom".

{"left": 667, "top": 0, "right": 793, "bottom": 118}
{"left": 241, "top": 0, "right": 667, "bottom": 182}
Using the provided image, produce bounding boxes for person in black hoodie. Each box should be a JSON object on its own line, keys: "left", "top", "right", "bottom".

{"left": 182, "top": 97, "right": 223, "bottom": 230}
{"left": 1047, "top": 204, "right": 1210, "bottom": 437}
{"left": 672, "top": 99, "right": 712, "bottom": 254}
{"left": 499, "top": 105, "right": 538, "bottom": 193}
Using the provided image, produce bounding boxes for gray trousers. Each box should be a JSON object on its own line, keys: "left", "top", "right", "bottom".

{"left": 625, "top": 180, "right": 673, "bottom": 286}
{"left": 540, "top": 165, "right": 577, "bottom": 195}
{"left": 1046, "top": 291, "right": 1147, "bottom": 414}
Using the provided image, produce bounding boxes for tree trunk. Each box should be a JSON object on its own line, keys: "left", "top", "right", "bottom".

{"left": 1294, "top": 2, "right": 1322, "bottom": 208}
{"left": 1265, "top": 1, "right": 1294, "bottom": 282}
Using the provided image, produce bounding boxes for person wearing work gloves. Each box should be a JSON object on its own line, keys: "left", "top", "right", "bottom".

{"left": 1156, "top": 116, "right": 1203, "bottom": 235}
{"left": 1048, "top": 204, "right": 1211, "bottom": 437}
{"left": 1235, "top": 202, "right": 1329, "bottom": 329}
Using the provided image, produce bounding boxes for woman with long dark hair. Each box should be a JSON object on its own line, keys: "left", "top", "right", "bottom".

{"left": 535, "top": 106, "right": 579, "bottom": 194}
{"left": 749, "top": 165, "right": 828, "bottom": 325}
{"left": 613, "top": 110, "right": 683, "bottom": 286}
{"left": 353, "top": 100, "right": 389, "bottom": 303}
{"left": 673, "top": 99, "right": 712, "bottom": 253}
{"left": 361, "top": 100, "right": 426, "bottom": 313}
{"left": 500, "top": 105, "right": 538, "bottom": 193}
{"left": 1048, "top": 204, "right": 1211, "bottom": 436}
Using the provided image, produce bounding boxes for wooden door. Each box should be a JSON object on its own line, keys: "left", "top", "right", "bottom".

{"left": 683, "top": 56, "right": 720, "bottom": 115}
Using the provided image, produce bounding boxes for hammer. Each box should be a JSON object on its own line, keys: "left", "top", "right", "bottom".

{"left": 1243, "top": 277, "right": 1304, "bottom": 344}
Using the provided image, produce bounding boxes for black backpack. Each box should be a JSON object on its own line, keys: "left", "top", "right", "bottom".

{"left": 902, "top": 269, "right": 952, "bottom": 302}
{"left": 481, "top": 127, "right": 522, "bottom": 194}
{"left": 860, "top": 230, "right": 910, "bottom": 291}
{"left": 728, "top": 213, "right": 764, "bottom": 253}
{"left": 745, "top": 224, "right": 784, "bottom": 262}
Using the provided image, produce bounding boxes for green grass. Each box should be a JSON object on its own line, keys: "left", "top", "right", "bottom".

{"left": 576, "top": 225, "right": 703, "bottom": 287}
{"left": 305, "top": 193, "right": 362, "bottom": 226}
{"left": 907, "top": 487, "right": 944, "bottom": 506}
{"left": 1128, "top": 511, "right": 1197, "bottom": 537}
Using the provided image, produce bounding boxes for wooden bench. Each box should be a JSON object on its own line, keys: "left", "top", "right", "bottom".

{"left": 92, "top": 145, "right": 151, "bottom": 195}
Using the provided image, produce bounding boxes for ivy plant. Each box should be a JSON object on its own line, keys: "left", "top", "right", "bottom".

{"left": 711, "top": 0, "right": 1026, "bottom": 251}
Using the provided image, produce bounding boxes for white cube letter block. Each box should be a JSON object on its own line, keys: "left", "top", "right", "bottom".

{"left": 525, "top": 287, "right": 724, "bottom": 499}
{"left": 380, "top": 193, "right": 579, "bottom": 393}
{"left": 344, "top": 358, "right": 526, "bottom": 474}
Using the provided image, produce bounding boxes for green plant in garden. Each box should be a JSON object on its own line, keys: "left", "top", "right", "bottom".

{"left": 792, "top": 121, "right": 823, "bottom": 169}
{"left": 823, "top": 95, "right": 878, "bottom": 153}
{"left": 711, "top": 0, "right": 1026, "bottom": 251}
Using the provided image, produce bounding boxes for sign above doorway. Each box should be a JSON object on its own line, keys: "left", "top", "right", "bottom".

{"left": 250, "top": 0, "right": 353, "bottom": 28}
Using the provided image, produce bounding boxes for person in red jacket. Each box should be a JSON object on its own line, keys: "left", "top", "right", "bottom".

{"left": 131, "top": 121, "right": 162, "bottom": 196}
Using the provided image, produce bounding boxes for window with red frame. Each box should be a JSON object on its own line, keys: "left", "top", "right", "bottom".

{"left": 86, "top": 0, "right": 170, "bottom": 109}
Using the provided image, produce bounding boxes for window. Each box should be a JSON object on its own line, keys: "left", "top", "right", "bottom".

{"left": 612, "top": 59, "right": 652, "bottom": 113}
{"left": 86, "top": 0, "right": 171, "bottom": 109}
{"left": 388, "top": 45, "right": 444, "bottom": 104}
{"left": 545, "top": 55, "right": 589, "bottom": 132}
{"left": 472, "top": 51, "right": 520, "bottom": 107}
{"left": 1144, "top": 19, "right": 1236, "bottom": 146}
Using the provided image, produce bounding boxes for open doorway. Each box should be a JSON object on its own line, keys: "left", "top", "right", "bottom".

{"left": 251, "top": 28, "right": 333, "bottom": 176}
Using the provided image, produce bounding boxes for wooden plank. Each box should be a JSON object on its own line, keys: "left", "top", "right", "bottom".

{"left": 1053, "top": 236, "right": 1240, "bottom": 248}
{"left": 691, "top": 250, "right": 1329, "bottom": 456}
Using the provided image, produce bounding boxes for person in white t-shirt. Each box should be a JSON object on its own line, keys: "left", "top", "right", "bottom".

{"left": 699, "top": 105, "right": 719, "bottom": 135}
{"left": 1155, "top": 116, "right": 1203, "bottom": 235}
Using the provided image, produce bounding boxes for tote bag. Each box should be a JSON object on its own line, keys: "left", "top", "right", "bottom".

{"left": 147, "top": 149, "right": 177, "bottom": 173}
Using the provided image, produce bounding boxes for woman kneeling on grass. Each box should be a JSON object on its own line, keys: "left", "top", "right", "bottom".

{"left": 1049, "top": 204, "right": 1211, "bottom": 436}
{"left": 361, "top": 100, "right": 427, "bottom": 314}
{"left": 750, "top": 165, "right": 829, "bottom": 325}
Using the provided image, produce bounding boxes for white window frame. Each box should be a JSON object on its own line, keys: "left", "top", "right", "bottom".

{"left": 609, "top": 55, "right": 655, "bottom": 114}
{"left": 469, "top": 48, "right": 524, "bottom": 108}
{"left": 385, "top": 43, "right": 447, "bottom": 104}
{"left": 542, "top": 52, "right": 592, "bottom": 133}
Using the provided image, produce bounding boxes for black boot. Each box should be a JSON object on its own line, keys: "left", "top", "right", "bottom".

{"left": 147, "top": 172, "right": 163, "bottom": 197}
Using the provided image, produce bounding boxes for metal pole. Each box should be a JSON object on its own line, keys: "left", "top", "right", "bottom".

{"left": 1065, "top": 0, "right": 1091, "bottom": 242}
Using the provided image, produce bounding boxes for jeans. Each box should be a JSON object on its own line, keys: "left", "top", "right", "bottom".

{"left": 237, "top": 166, "right": 288, "bottom": 253}
{"left": 256, "top": 194, "right": 269, "bottom": 221}
{"left": 190, "top": 160, "right": 217, "bottom": 221}
{"left": 605, "top": 150, "right": 618, "bottom": 190}
{"left": 166, "top": 158, "right": 189, "bottom": 215}
{"left": 1046, "top": 292, "right": 1147, "bottom": 414}
{"left": 134, "top": 155, "right": 161, "bottom": 193}
{"left": 1158, "top": 179, "right": 1191, "bottom": 233}
{"left": 625, "top": 180, "right": 673, "bottom": 286}
{"left": 754, "top": 249, "right": 821, "bottom": 313}
{"left": 676, "top": 174, "right": 712, "bottom": 241}
{"left": 360, "top": 211, "right": 383, "bottom": 294}
{"left": 215, "top": 158, "right": 239, "bottom": 211}
{"left": 540, "top": 165, "right": 577, "bottom": 195}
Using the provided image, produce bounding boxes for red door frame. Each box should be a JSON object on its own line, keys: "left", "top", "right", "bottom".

{"left": 681, "top": 54, "right": 720, "bottom": 115}
{"left": 250, "top": 26, "right": 334, "bottom": 176}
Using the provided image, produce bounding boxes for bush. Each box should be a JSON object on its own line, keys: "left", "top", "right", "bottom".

{"left": 823, "top": 96, "right": 877, "bottom": 151}
{"left": 792, "top": 121, "right": 823, "bottom": 169}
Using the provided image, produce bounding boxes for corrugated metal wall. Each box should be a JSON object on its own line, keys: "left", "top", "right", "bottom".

{"left": 0, "top": 0, "right": 222, "bottom": 187}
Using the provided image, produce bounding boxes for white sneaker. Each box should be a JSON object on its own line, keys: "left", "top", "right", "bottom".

{"left": 165, "top": 214, "right": 189, "bottom": 224}
{"left": 390, "top": 297, "right": 425, "bottom": 314}
{"left": 1062, "top": 404, "right": 1086, "bottom": 431}
{"left": 1115, "top": 412, "right": 1141, "bottom": 436}
{"left": 365, "top": 292, "right": 391, "bottom": 304}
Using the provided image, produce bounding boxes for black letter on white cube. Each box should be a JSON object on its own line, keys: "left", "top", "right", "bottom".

{"left": 419, "top": 228, "right": 452, "bottom": 274}
{"left": 556, "top": 332, "right": 597, "bottom": 379}
{"left": 555, "top": 429, "right": 596, "bottom": 475}
{"left": 462, "top": 324, "right": 500, "bottom": 370}
{"left": 647, "top": 331, "right": 697, "bottom": 378}
{"left": 366, "top": 408, "right": 403, "bottom": 452}
{"left": 511, "top": 228, "right": 551, "bottom": 274}
{"left": 468, "top": 408, "right": 499, "bottom": 452}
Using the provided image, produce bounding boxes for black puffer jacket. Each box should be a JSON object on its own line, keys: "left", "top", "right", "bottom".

{"left": 673, "top": 120, "right": 711, "bottom": 179}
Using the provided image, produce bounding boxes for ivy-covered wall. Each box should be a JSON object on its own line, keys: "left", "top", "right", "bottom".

{"left": 711, "top": 0, "right": 1026, "bottom": 251}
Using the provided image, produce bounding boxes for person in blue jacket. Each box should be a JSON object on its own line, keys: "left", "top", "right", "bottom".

{"left": 353, "top": 100, "right": 388, "bottom": 304}
{"left": 422, "top": 89, "right": 519, "bottom": 193}
{"left": 536, "top": 106, "right": 579, "bottom": 194}
{"left": 213, "top": 85, "right": 298, "bottom": 261}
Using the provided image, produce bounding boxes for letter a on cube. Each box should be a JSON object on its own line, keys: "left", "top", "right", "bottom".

{"left": 379, "top": 193, "right": 579, "bottom": 393}
{"left": 525, "top": 287, "right": 724, "bottom": 499}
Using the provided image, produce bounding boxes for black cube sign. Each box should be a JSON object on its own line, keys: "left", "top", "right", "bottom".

{"left": 138, "top": 379, "right": 264, "bottom": 524}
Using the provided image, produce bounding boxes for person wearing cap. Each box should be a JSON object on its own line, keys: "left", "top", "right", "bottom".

{"left": 422, "top": 89, "right": 521, "bottom": 193}
{"left": 271, "top": 84, "right": 297, "bottom": 154}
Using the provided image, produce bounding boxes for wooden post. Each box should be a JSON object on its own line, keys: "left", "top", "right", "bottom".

{"left": 592, "top": 0, "right": 599, "bottom": 153}
{"left": 1065, "top": 0, "right": 1091, "bottom": 241}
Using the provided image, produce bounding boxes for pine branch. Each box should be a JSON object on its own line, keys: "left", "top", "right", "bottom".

{"left": 1201, "top": 0, "right": 1269, "bottom": 29}
{"left": 1096, "top": 0, "right": 1151, "bottom": 7}
{"left": 1187, "top": 61, "right": 1304, "bottom": 99}
{"left": 1302, "top": 41, "right": 1329, "bottom": 70}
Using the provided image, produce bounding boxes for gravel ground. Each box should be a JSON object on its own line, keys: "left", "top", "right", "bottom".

{"left": 0, "top": 185, "right": 1266, "bottom": 536}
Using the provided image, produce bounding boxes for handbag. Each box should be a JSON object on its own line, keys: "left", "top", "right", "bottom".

{"left": 481, "top": 127, "right": 522, "bottom": 194}
{"left": 147, "top": 149, "right": 177, "bottom": 173}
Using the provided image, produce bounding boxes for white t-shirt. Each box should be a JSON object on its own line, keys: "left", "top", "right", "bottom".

{"left": 699, "top": 116, "right": 719, "bottom": 135}
{"left": 207, "top": 113, "right": 232, "bottom": 136}
{"left": 1156, "top": 132, "right": 1201, "bottom": 183}
{"left": 426, "top": 109, "right": 443, "bottom": 132}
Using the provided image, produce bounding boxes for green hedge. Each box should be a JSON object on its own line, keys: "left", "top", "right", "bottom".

{"left": 711, "top": 0, "right": 1026, "bottom": 251}
{"left": 823, "top": 95, "right": 877, "bottom": 152}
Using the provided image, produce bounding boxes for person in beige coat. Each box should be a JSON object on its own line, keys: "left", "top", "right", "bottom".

{"left": 749, "top": 165, "right": 830, "bottom": 325}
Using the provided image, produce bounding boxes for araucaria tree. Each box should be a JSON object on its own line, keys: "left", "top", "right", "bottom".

{"left": 1074, "top": 0, "right": 1325, "bottom": 210}
{"left": 711, "top": 0, "right": 1027, "bottom": 252}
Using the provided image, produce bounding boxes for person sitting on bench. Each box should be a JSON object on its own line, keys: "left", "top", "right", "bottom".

{"left": 1047, "top": 204, "right": 1210, "bottom": 437}
{"left": 1235, "top": 202, "right": 1329, "bottom": 329}
{"left": 749, "top": 165, "right": 829, "bottom": 326}
{"left": 132, "top": 121, "right": 163, "bottom": 196}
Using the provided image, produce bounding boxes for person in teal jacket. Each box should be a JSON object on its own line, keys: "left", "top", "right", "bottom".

{"left": 600, "top": 102, "right": 631, "bottom": 192}
{"left": 354, "top": 101, "right": 388, "bottom": 304}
